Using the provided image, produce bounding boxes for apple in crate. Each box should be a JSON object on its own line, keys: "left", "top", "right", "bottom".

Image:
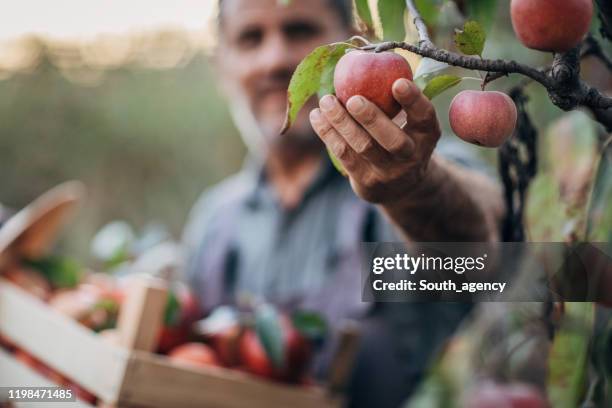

{"left": 157, "top": 283, "right": 201, "bottom": 353}
{"left": 168, "top": 343, "right": 220, "bottom": 368}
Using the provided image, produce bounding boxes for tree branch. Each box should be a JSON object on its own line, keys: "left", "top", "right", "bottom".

{"left": 404, "top": 0, "right": 430, "bottom": 43}
{"left": 360, "top": 0, "right": 612, "bottom": 130}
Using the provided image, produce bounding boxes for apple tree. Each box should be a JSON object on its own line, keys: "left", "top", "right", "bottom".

{"left": 283, "top": 0, "right": 612, "bottom": 406}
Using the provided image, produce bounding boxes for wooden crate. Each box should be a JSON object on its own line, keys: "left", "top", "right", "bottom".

{"left": 0, "top": 277, "right": 347, "bottom": 408}
{"left": 0, "top": 348, "right": 96, "bottom": 407}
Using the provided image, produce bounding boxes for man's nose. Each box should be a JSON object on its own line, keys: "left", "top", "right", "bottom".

{"left": 255, "top": 33, "right": 299, "bottom": 76}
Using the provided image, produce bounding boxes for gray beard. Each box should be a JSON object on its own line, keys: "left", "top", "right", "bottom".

{"left": 227, "top": 97, "right": 318, "bottom": 159}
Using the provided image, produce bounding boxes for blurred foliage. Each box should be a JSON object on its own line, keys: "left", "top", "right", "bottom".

{"left": 0, "top": 33, "right": 245, "bottom": 261}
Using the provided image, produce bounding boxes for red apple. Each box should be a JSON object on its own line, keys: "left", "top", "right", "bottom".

{"left": 449, "top": 90, "right": 517, "bottom": 147}
{"left": 168, "top": 342, "right": 220, "bottom": 368}
{"left": 283, "top": 322, "right": 313, "bottom": 383}
{"left": 157, "top": 285, "right": 201, "bottom": 353}
{"left": 211, "top": 325, "right": 243, "bottom": 367}
{"left": 239, "top": 319, "right": 313, "bottom": 383}
{"left": 239, "top": 329, "right": 275, "bottom": 378}
{"left": 511, "top": 0, "right": 593, "bottom": 52}
{"left": 334, "top": 50, "right": 413, "bottom": 118}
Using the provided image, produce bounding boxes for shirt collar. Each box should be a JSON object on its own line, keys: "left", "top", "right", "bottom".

{"left": 243, "top": 150, "right": 342, "bottom": 210}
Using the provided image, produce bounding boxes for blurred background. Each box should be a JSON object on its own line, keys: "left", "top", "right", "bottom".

{"left": 0, "top": 0, "right": 609, "bottom": 261}
{"left": 0, "top": 0, "right": 245, "bottom": 259}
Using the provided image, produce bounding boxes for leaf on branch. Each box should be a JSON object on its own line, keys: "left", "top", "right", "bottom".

{"left": 454, "top": 21, "right": 486, "bottom": 57}
{"left": 414, "top": 58, "right": 451, "bottom": 79}
{"left": 423, "top": 75, "right": 462, "bottom": 100}
{"left": 378, "top": 0, "right": 407, "bottom": 41}
{"left": 281, "top": 41, "right": 358, "bottom": 134}
{"left": 465, "top": 0, "right": 499, "bottom": 33}
{"left": 354, "top": 0, "right": 374, "bottom": 33}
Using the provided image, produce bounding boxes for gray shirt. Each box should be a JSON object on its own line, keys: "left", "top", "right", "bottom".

{"left": 182, "top": 137, "right": 484, "bottom": 407}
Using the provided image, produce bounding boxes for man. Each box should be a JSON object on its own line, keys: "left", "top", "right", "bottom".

{"left": 183, "top": 0, "right": 504, "bottom": 406}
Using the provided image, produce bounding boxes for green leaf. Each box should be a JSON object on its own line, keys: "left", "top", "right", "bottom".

{"left": 414, "top": 0, "right": 442, "bottom": 27}
{"left": 423, "top": 75, "right": 462, "bottom": 100}
{"left": 164, "top": 290, "right": 181, "bottom": 326}
{"left": 465, "top": 0, "right": 498, "bottom": 33}
{"left": 25, "top": 256, "right": 82, "bottom": 289}
{"left": 547, "top": 302, "right": 595, "bottom": 408}
{"left": 255, "top": 304, "right": 285, "bottom": 369}
{"left": 354, "top": 0, "right": 374, "bottom": 32}
{"left": 281, "top": 41, "right": 357, "bottom": 134}
{"left": 291, "top": 310, "right": 328, "bottom": 342}
{"left": 379, "top": 0, "right": 407, "bottom": 41}
{"left": 454, "top": 21, "right": 486, "bottom": 56}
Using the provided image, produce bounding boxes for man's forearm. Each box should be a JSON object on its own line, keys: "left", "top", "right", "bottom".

{"left": 380, "top": 154, "right": 505, "bottom": 242}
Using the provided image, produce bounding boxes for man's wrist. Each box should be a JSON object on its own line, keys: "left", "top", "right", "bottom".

{"left": 380, "top": 154, "right": 446, "bottom": 212}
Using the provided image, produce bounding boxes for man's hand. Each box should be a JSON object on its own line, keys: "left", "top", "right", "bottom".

{"left": 309, "top": 78, "right": 440, "bottom": 204}
{"left": 310, "top": 77, "right": 504, "bottom": 242}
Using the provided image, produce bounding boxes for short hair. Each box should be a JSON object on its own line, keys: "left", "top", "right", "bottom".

{"left": 218, "top": 0, "right": 353, "bottom": 28}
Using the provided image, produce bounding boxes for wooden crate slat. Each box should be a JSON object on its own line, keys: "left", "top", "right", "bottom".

{"left": 0, "top": 276, "right": 344, "bottom": 408}
{"left": 0, "top": 348, "right": 95, "bottom": 408}
{"left": 118, "top": 352, "right": 342, "bottom": 408}
{"left": 0, "top": 279, "right": 127, "bottom": 403}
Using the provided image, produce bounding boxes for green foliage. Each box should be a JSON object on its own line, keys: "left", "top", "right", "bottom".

{"left": 281, "top": 42, "right": 358, "bottom": 133}
{"left": 0, "top": 49, "right": 243, "bottom": 261}
{"left": 525, "top": 175, "right": 571, "bottom": 241}
{"left": 465, "top": 0, "right": 499, "bottom": 33}
{"left": 25, "top": 256, "right": 82, "bottom": 289}
{"left": 454, "top": 21, "right": 486, "bottom": 56}
{"left": 379, "top": 0, "right": 407, "bottom": 41}
{"left": 423, "top": 75, "right": 462, "bottom": 100}
{"left": 354, "top": 0, "right": 374, "bottom": 32}
{"left": 164, "top": 290, "right": 181, "bottom": 326}
{"left": 547, "top": 302, "right": 595, "bottom": 408}
{"left": 255, "top": 304, "right": 285, "bottom": 369}
{"left": 291, "top": 310, "right": 328, "bottom": 342}
{"left": 414, "top": 0, "right": 443, "bottom": 27}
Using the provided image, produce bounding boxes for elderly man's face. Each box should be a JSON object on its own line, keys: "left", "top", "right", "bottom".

{"left": 217, "top": 0, "right": 349, "bottom": 148}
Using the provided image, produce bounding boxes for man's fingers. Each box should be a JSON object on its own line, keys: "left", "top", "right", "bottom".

{"left": 392, "top": 79, "right": 439, "bottom": 135}
{"left": 309, "top": 108, "right": 363, "bottom": 174}
{"left": 318, "top": 95, "right": 389, "bottom": 165}
{"left": 345, "top": 95, "right": 414, "bottom": 158}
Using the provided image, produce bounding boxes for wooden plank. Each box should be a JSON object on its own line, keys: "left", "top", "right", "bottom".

{"left": 0, "top": 279, "right": 128, "bottom": 403}
{"left": 116, "top": 277, "right": 167, "bottom": 352}
{"left": 118, "top": 352, "right": 342, "bottom": 408}
{"left": 0, "top": 349, "right": 95, "bottom": 408}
